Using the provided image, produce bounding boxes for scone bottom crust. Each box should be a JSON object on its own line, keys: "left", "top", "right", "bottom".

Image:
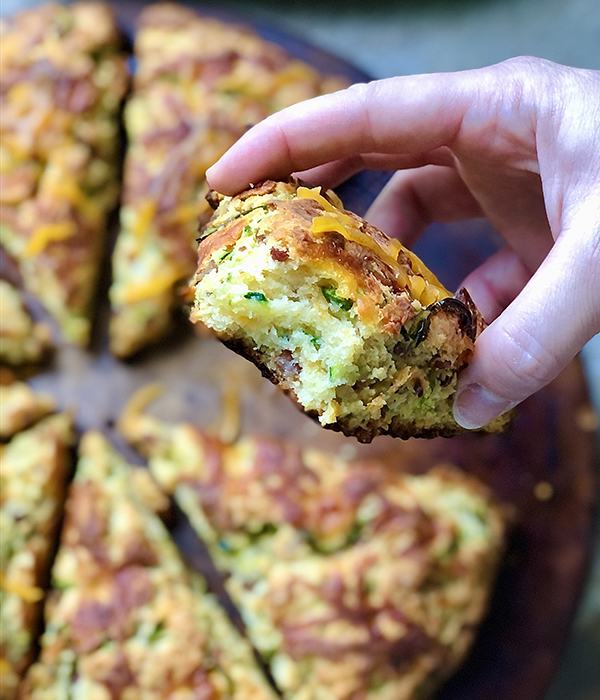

{"left": 192, "top": 180, "right": 513, "bottom": 442}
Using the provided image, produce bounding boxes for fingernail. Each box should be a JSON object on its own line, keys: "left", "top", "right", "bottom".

{"left": 453, "top": 383, "right": 513, "bottom": 430}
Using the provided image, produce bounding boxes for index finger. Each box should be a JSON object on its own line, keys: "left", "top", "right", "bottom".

{"left": 206, "top": 71, "right": 476, "bottom": 194}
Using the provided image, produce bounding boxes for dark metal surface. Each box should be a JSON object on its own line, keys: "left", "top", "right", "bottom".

{"left": 7, "top": 3, "right": 597, "bottom": 698}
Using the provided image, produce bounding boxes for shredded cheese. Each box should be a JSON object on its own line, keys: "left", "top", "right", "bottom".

{"left": 313, "top": 259, "right": 359, "bottom": 299}
{"left": 133, "top": 200, "right": 157, "bottom": 239}
{"left": 311, "top": 214, "right": 410, "bottom": 288}
{"left": 407, "top": 273, "right": 426, "bottom": 300}
{"left": 0, "top": 657, "right": 14, "bottom": 677}
{"left": 419, "top": 285, "right": 445, "bottom": 306}
{"left": 311, "top": 214, "right": 350, "bottom": 237}
{"left": 7, "top": 83, "right": 34, "bottom": 115}
{"left": 49, "top": 179, "right": 99, "bottom": 221}
{"left": 274, "top": 62, "right": 318, "bottom": 87}
{"left": 0, "top": 572, "right": 44, "bottom": 602}
{"left": 24, "top": 221, "right": 76, "bottom": 256}
{"left": 161, "top": 200, "right": 211, "bottom": 227}
{"left": 220, "top": 374, "right": 242, "bottom": 445}
{"left": 118, "top": 267, "right": 186, "bottom": 305}
{"left": 0, "top": 147, "right": 15, "bottom": 175}
{"left": 299, "top": 186, "right": 450, "bottom": 306}
{"left": 298, "top": 186, "right": 354, "bottom": 227}
{"left": 121, "top": 382, "right": 164, "bottom": 419}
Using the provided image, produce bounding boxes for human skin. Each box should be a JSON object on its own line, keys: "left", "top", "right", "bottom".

{"left": 207, "top": 57, "right": 600, "bottom": 429}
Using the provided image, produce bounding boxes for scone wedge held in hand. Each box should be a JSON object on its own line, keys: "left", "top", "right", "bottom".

{"left": 191, "top": 180, "right": 513, "bottom": 442}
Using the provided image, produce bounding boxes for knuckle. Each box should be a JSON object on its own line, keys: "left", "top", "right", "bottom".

{"left": 491, "top": 56, "right": 557, "bottom": 106}
{"left": 497, "top": 56, "right": 555, "bottom": 80}
{"left": 502, "top": 55, "right": 544, "bottom": 70}
{"left": 494, "top": 319, "right": 562, "bottom": 391}
{"left": 344, "top": 81, "right": 371, "bottom": 103}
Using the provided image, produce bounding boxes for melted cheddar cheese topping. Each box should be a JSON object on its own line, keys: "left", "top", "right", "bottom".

{"left": 24, "top": 221, "right": 76, "bottom": 257}
{"left": 0, "top": 572, "right": 44, "bottom": 603}
{"left": 298, "top": 186, "right": 450, "bottom": 306}
{"left": 118, "top": 266, "right": 187, "bottom": 304}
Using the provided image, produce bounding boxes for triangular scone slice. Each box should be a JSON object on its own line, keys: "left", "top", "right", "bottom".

{"left": 192, "top": 180, "right": 513, "bottom": 442}
{"left": 0, "top": 380, "right": 55, "bottom": 441}
{"left": 21, "top": 432, "right": 276, "bottom": 700}
{"left": 0, "top": 280, "right": 53, "bottom": 367}
{"left": 0, "top": 2, "right": 128, "bottom": 345}
{"left": 108, "top": 3, "right": 348, "bottom": 357}
{"left": 0, "top": 413, "right": 74, "bottom": 699}
{"left": 120, "top": 409, "right": 507, "bottom": 700}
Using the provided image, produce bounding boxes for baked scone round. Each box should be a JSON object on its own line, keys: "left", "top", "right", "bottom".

{"left": 119, "top": 401, "right": 507, "bottom": 700}
{"left": 192, "top": 179, "right": 513, "bottom": 442}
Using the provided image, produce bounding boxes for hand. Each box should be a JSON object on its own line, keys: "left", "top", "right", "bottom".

{"left": 207, "top": 57, "right": 600, "bottom": 429}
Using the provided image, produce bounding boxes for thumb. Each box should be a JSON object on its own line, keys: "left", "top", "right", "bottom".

{"left": 453, "top": 220, "right": 600, "bottom": 429}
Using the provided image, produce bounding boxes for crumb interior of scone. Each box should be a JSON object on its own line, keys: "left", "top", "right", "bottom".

{"left": 195, "top": 207, "right": 459, "bottom": 433}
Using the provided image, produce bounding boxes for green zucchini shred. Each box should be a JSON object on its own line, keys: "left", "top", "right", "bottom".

{"left": 244, "top": 291, "right": 268, "bottom": 302}
{"left": 321, "top": 286, "right": 353, "bottom": 311}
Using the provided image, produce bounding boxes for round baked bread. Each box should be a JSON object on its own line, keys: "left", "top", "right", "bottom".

{"left": 191, "top": 179, "right": 513, "bottom": 442}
